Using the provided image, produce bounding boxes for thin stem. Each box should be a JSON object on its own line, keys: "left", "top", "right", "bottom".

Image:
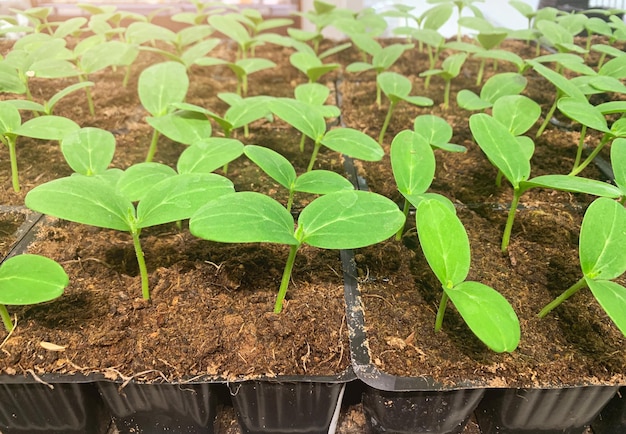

{"left": 299, "top": 133, "right": 306, "bottom": 152}
{"left": 286, "top": 189, "right": 294, "bottom": 213}
{"left": 274, "top": 243, "right": 300, "bottom": 313}
{"left": 495, "top": 170, "right": 503, "bottom": 188}
{"left": 0, "top": 305, "right": 14, "bottom": 333}
{"left": 7, "top": 136, "right": 20, "bottom": 192}
{"left": 375, "top": 79, "right": 382, "bottom": 108}
{"left": 535, "top": 96, "right": 559, "bottom": 138}
{"left": 501, "top": 189, "right": 522, "bottom": 253}
{"left": 569, "top": 138, "right": 611, "bottom": 177}
{"left": 538, "top": 276, "right": 587, "bottom": 318}
{"left": 573, "top": 124, "right": 588, "bottom": 170}
{"left": 434, "top": 291, "right": 449, "bottom": 332}
{"left": 306, "top": 141, "right": 322, "bottom": 172}
{"left": 475, "top": 58, "right": 485, "bottom": 86}
{"left": 131, "top": 229, "right": 150, "bottom": 300}
{"left": 145, "top": 129, "right": 160, "bottom": 162}
{"left": 394, "top": 199, "right": 410, "bottom": 241}
{"left": 443, "top": 79, "right": 451, "bottom": 110}
{"left": 79, "top": 74, "right": 95, "bottom": 116}
{"left": 123, "top": 65, "right": 132, "bottom": 88}
{"left": 378, "top": 101, "right": 396, "bottom": 145}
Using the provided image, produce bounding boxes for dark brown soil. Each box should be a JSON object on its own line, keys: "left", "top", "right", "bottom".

{"left": 0, "top": 34, "right": 624, "bottom": 391}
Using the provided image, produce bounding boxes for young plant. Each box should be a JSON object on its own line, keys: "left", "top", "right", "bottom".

{"left": 60, "top": 127, "right": 116, "bottom": 176}
{"left": 385, "top": 2, "right": 452, "bottom": 47}
{"left": 25, "top": 165, "right": 235, "bottom": 300}
{"left": 189, "top": 189, "right": 405, "bottom": 313}
{"left": 457, "top": 72, "right": 527, "bottom": 111}
{"left": 0, "top": 254, "right": 68, "bottom": 333}
{"left": 538, "top": 197, "right": 626, "bottom": 336}
{"left": 294, "top": 83, "right": 339, "bottom": 151}
{"left": 4, "top": 81, "right": 94, "bottom": 115}
{"left": 290, "top": 0, "right": 353, "bottom": 54}
{"left": 195, "top": 55, "right": 276, "bottom": 97}
{"left": 377, "top": 72, "right": 434, "bottom": 144}
{"left": 289, "top": 50, "right": 342, "bottom": 84}
{"left": 427, "top": 0, "right": 485, "bottom": 42}
{"left": 413, "top": 114, "right": 466, "bottom": 153}
{"left": 469, "top": 113, "right": 622, "bottom": 253}
{"left": 243, "top": 144, "right": 354, "bottom": 212}
{"left": 416, "top": 198, "right": 520, "bottom": 352}
{"left": 346, "top": 36, "right": 414, "bottom": 107}
{"left": 270, "top": 98, "right": 383, "bottom": 171}
{"left": 138, "top": 61, "right": 189, "bottom": 162}
{"left": 419, "top": 52, "right": 468, "bottom": 109}
{"left": 0, "top": 102, "right": 79, "bottom": 192}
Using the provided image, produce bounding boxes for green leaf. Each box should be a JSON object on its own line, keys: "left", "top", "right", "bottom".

{"left": 270, "top": 98, "right": 326, "bottom": 142}
{"left": 391, "top": 130, "right": 436, "bottom": 197}
{"left": 0, "top": 63, "right": 26, "bottom": 94}
{"left": 243, "top": 144, "right": 296, "bottom": 190}
{"left": 295, "top": 82, "right": 330, "bottom": 106}
{"left": 586, "top": 279, "right": 626, "bottom": 336}
{"left": 294, "top": 170, "right": 353, "bottom": 194}
{"left": 137, "top": 173, "right": 234, "bottom": 228}
{"left": 521, "top": 175, "right": 622, "bottom": 198}
{"left": 599, "top": 54, "right": 626, "bottom": 79}
{"left": 208, "top": 14, "right": 251, "bottom": 48}
{"left": 0, "top": 102, "right": 21, "bottom": 134}
{"left": 557, "top": 97, "right": 610, "bottom": 133}
{"left": 378, "top": 71, "right": 411, "bottom": 100}
{"left": 0, "top": 255, "right": 68, "bottom": 306}
{"left": 61, "top": 127, "right": 115, "bottom": 176}
{"left": 456, "top": 89, "right": 491, "bottom": 111}
{"left": 492, "top": 95, "right": 541, "bottom": 136}
{"left": 580, "top": 197, "right": 626, "bottom": 280}
{"left": 480, "top": 72, "right": 527, "bottom": 103}
{"left": 611, "top": 138, "right": 626, "bottom": 194}
{"left": 469, "top": 113, "right": 530, "bottom": 188}
{"left": 25, "top": 175, "right": 134, "bottom": 231}
{"left": 528, "top": 60, "right": 585, "bottom": 100}
{"left": 413, "top": 115, "right": 456, "bottom": 149}
{"left": 372, "top": 43, "right": 412, "bottom": 70}
{"left": 79, "top": 41, "right": 129, "bottom": 74}
{"left": 321, "top": 128, "right": 383, "bottom": 161}
{"left": 416, "top": 199, "right": 469, "bottom": 288}
{"left": 138, "top": 61, "right": 189, "bottom": 117}
{"left": 236, "top": 58, "right": 276, "bottom": 75}
{"left": 146, "top": 111, "right": 212, "bottom": 146}
{"left": 346, "top": 61, "right": 374, "bottom": 73}
{"left": 177, "top": 138, "right": 244, "bottom": 175}
{"left": 224, "top": 96, "right": 271, "bottom": 129}
{"left": 46, "top": 81, "right": 94, "bottom": 115}
{"left": 299, "top": 190, "right": 405, "bottom": 249}
{"left": 117, "top": 162, "right": 177, "bottom": 202}
{"left": 190, "top": 191, "right": 298, "bottom": 245}
{"left": 29, "top": 59, "right": 78, "bottom": 79}
{"left": 15, "top": 115, "right": 79, "bottom": 141}
{"left": 446, "top": 281, "right": 520, "bottom": 353}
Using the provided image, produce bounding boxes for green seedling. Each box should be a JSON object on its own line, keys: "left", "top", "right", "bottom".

{"left": 195, "top": 56, "right": 275, "bottom": 97}
{"left": 290, "top": 0, "right": 353, "bottom": 54}
{"left": 190, "top": 189, "right": 405, "bottom": 313}
{"left": 4, "top": 81, "right": 94, "bottom": 115}
{"left": 25, "top": 164, "right": 235, "bottom": 300}
{"left": 177, "top": 138, "right": 245, "bottom": 176}
{"left": 138, "top": 61, "right": 189, "bottom": 162}
{"left": 346, "top": 36, "right": 414, "bottom": 107}
{"left": 10, "top": 6, "right": 53, "bottom": 34}
{"left": 386, "top": 2, "right": 452, "bottom": 47}
{"left": 289, "top": 50, "right": 343, "bottom": 83}
{"left": 141, "top": 37, "right": 221, "bottom": 70}
{"left": 419, "top": 52, "right": 468, "bottom": 109}
{"left": 409, "top": 29, "right": 446, "bottom": 89}
{"left": 145, "top": 109, "right": 213, "bottom": 147}
{"left": 244, "top": 144, "right": 353, "bottom": 212}
{"left": 0, "top": 101, "right": 79, "bottom": 192}
{"left": 61, "top": 127, "right": 116, "bottom": 176}
{"left": 414, "top": 114, "right": 466, "bottom": 153}
{"left": 427, "top": 0, "right": 485, "bottom": 42}
{"left": 469, "top": 113, "right": 622, "bottom": 253}
{"left": 294, "top": 83, "right": 340, "bottom": 151}
{"left": 377, "top": 72, "right": 433, "bottom": 144}
{"left": 538, "top": 197, "right": 626, "bottom": 336}
{"left": 270, "top": 97, "right": 383, "bottom": 171}
{"left": 457, "top": 72, "right": 526, "bottom": 111}
{"left": 333, "top": 7, "right": 388, "bottom": 43}
{"left": 536, "top": 18, "right": 587, "bottom": 55}
{"left": 416, "top": 198, "right": 520, "bottom": 352}
{"left": 0, "top": 254, "right": 68, "bottom": 333}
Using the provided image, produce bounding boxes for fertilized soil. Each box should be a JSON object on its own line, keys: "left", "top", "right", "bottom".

{"left": 0, "top": 36, "right": 624, "bottom": 387}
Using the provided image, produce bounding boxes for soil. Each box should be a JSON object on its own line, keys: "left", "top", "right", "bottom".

{"left": 0, "top": 33, "right": 623, "bottom": 393}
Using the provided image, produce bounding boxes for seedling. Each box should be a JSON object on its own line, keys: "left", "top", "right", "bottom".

{"left": 243, "top": 144, "right": 353, "bottom": 212}
{"left": 419, "top": 52, "right": 468, "bottom": 109}
{"left": 289, "top": 50, "right": 342, "bottom": 83}
{"left": 377, "top": 72, "right": 433, "bottom": 144}
{"left": 61, "top": 127, "right": 116, "bottom": 176}
{"left": 195, "top": 55, "right": 276, "bottom": 97}
{"left": 0, "top": 102, "right": 79, "bottom": 192}
{"left": 4, "top": 81, "right": 94, "bottom": 115}
{"left": 469, "top": 113, "right": 622, "bottom": 252}
{"left": 457, "top": 72, "right": 527, "bottom": 111}
{"left": 427, "top": 0, "right": 485, "bottom": 42}
{"left": 290, "top": 0, "right": 353, "bottom": 54}
{"left": 413, "top": 114, "right": 466, "bottom": 153}
{"left": 385, "top": 2, "right": 452, "bottom": 47}
{"left": 294, "top": 83, "right": 340, "bottom": 151}
{"left": 189, "top": 189, "right": 405, "bottom": 313}
{"left": 270, "top": 97, "right": 383, "bottom": 171}
{"left": 538, "top": 197, "right": 626, "bottom": 336}
{"left": 416, "top": 198, "right": 520, "bottom": 352}
{"left": 25, "top": 166, "right": 235, "bottom": 300}
{"left": 138, "top": 61, "right": 189, "bottom": 162}
{"left": 0, "top": 254, "right": 68, "bottom": 333}
{"left": 177, "top": 138, "right": 245, "bottom": 176}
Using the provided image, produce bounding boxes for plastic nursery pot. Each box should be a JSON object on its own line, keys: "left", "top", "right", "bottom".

{"left": 341, "top": 250, "right": 484, "bottom": 434}
{"left": 0, "top": 373, "right": 111, "bottom": 434}
{"left": 475, "top": 386, "right": 618, "bottom": 434}
{"left": 97, "top": 379, "right": 219, "bottom": 434}
{"left": 591, "top": 387, "right": 626, "bottom": 434}
{"left": 228, "top": 370, "right": 354, "bottom": 434}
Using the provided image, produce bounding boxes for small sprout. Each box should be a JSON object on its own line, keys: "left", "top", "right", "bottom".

{"left": 0, "top": 254, "right": 68, "bottom": 333}
{"left": 419, "top": 52, "right": 467, "bottom": 109}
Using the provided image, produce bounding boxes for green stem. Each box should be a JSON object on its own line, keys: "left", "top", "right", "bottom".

{"left": 394, "top": 199, "right": 410, "bottom": 241}
{"left": 7, "top": 136, "right": 20, "bottom": 192}
{"left": 573, "top": 124, "right": 588, "bottom": 170}
{"left": 146, "top": 129, "right": 160, "bottom": 162}
{"left": 306, "top": 141, "right": 322, "bottom": 172}
{"left": 443, "top": 79, "right": 451, "bottom": 110}
{"left": 375, "top": 79, "right": 382, "bottom": 108}
{"left": 495, "top": 170, "right": 503, "bottom": 188}
{"left": 569, "top": 137, "right": 610, "bottom": 177}
{"left": 131, "top": 229, "right": 150, "bottom": 300}
{"left": 286, "top": 189, "right": 294, "bottom": 213}
{"left": 123, "top": 65, "right": 132, "bottom": 88}
{"left": 538, "top": 276, "right": 587, "bottom": 318}
{"left": 535, "top": 96, "right": 559, "bottom": 138}
{"left": 0, "top": 304, "right": 14, "bottom": 333}
{"left": 476, "top": 58, "right": 485, "bottom": 86}
{"left": 501, "top": 189, "right": 522, "bottom": 253}
{"left": 434, "top": 291, "right": 449, "bottom": 332}
{"left": 79, "top": 74, "right": 95, "bottom": 116}
{"left": 274, "top": 243, "right": 300, "bottom": 313}
{"left": 299, "top": 133, "right": 306, "bottom": 152}
{"left": 378, "top": 101, "right": 396, "bottom": 145}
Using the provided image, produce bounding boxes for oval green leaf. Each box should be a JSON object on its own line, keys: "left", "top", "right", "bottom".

{"left": 0, "top": 254, "right": 68, "bottom": 306}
